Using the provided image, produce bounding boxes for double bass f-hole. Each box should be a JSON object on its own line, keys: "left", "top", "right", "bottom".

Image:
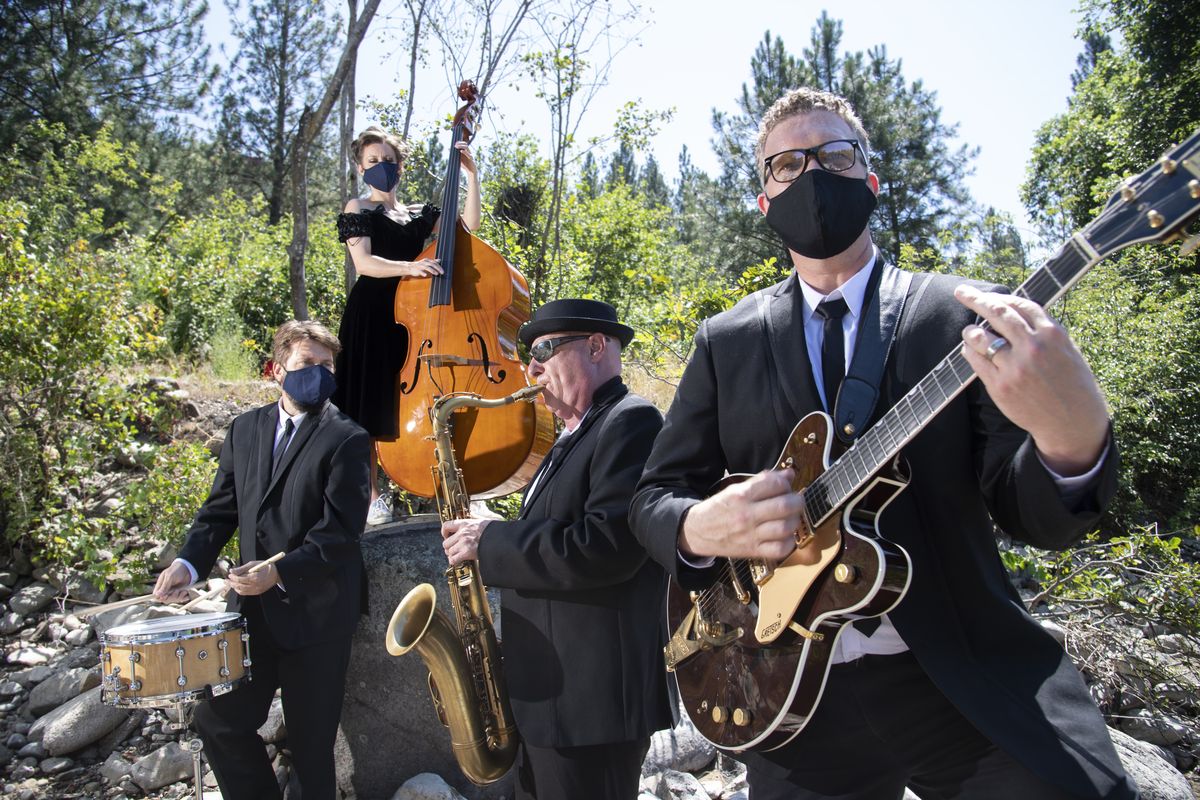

{"left": 400, "top": 338, "right": 435, "bottom": 394}
{"left": 466, "top": 332, "right": 505, "bottom": 384}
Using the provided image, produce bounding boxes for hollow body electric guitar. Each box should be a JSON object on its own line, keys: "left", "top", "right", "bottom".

{"left": 664, "top": 129, "right": 1200, "bottom": 753}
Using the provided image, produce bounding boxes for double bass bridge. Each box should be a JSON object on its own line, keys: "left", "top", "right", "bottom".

{"left": 420, "top": 354, "right": 492, "bottom": 368}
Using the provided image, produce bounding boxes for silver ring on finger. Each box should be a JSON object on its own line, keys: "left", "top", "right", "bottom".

{"left": 984, "top": 336, "right": 1010, "bottom": 363}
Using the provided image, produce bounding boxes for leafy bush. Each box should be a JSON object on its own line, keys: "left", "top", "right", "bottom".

{"left": 1018, "top": 525, "right": 1200, "bottom": 743}
{"left": 123, "top": 440, "right": 218, "bottom": 550}
{"left": 121, "top": 193, "right": 347, "bottom": 360}
{"left": 0, "top": 195, "right": 159, "bottom": 560}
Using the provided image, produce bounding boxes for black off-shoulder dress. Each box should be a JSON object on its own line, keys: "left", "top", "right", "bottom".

{"left": 332, "top": 203, "right": 440, "bottom": 438}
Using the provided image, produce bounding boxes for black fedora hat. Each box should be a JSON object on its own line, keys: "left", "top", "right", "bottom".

{"left": 519, "top": 298, "right": 635, "bottom": 349}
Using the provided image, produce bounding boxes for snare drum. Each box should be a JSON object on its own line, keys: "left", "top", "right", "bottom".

{"left": 99, "top": 612, "right": 251, "bottom": 707}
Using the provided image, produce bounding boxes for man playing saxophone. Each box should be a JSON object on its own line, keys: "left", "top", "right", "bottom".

{"left": 441, "top": 298, "right": 672, "bottom": 799}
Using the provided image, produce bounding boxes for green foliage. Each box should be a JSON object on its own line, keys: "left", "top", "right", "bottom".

{"left": 1021, "top": 1, "right": 1200, "bottom": 530}
{"left": 485, "top": 493, "right": 522, "bottom": 522}
{"left": 121, "top": 193, "right": 346, "bottom": 358}
{"left": 897, "top": 210, "right": 1030, "bottom": 290}
{"left": 556, "top": 183, "right": 685, "bottom": 326}
{"left": 123, "top": 441, "right": 217, "bottom": 551}
{"left": 0, "top": 172, "right": 163, "bottom": 565}
{"left": 644, "top": 257, "right": 788, "bottom": 375}
{"left": 1064, "top": 256, "right": 1200, "bottom": 529}
{"left": 209, "top": 326, "right": 261, "bottom": 381}
{"left": 0, "top": 121, "right": 179, "bottom": 252}
{"left": 1033, "top": 526, "right": 1200, "bottom": 635}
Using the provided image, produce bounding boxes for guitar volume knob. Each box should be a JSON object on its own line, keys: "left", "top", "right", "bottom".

{"left": 711, "top": 706, "right": 729, "bottom": 724}
{"left": 733, "top": 708, "right": 752, "bottom": 727}
{"left": 834, "top": 564, "right": 858, "bottom": 584}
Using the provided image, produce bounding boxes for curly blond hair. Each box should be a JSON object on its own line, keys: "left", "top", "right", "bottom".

{"left": 755, "top": 88, "right": 871, "bottom": 184}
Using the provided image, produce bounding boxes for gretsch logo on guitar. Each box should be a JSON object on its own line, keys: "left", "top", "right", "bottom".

{"left": 664, "top": 129, "right": 1200, "bottom": 753}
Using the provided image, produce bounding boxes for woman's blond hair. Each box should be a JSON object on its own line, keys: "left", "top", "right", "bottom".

{"left": 350, "top": 126, "right": 412, "bottom": 166}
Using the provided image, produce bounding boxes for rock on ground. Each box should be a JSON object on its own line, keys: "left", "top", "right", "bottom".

{"left": 1110, "top": 728, "right": 1193, "bottom": 800}
{"left": 642, "top": 713, "right": 717, "bottom": 775}
{"left": 9, "top": 583, "right": 57, "bottom": 616}
{"left": 390, "top": 771, "right": 468, "bottom": 800}
{"left": 28, "top": 687, "right": 128, "bottom": 755}
{"left": 130, "top": 742, "right": 194, "bottom": 792}
{"left": 28, "top": 667, "right": 100, "bottom": 716}
{"left": 654, "top": 769, "right": 708, "bottom": 800}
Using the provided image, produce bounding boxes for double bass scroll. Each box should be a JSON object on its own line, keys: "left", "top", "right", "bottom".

{"left": 378, "top": 80, "right": 555, "bottom": 499}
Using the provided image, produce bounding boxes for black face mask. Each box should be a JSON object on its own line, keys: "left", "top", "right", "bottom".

{"left": 764, "top": 169, "right": 877, "bottom": 259}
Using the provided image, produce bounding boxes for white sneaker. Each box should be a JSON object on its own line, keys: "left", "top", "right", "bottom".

{"left": 366, "top": 496, "right": 393, "bottom": 526}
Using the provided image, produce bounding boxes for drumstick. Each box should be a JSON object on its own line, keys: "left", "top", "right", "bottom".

{"left": 180, "top": 552, "right": 286, "bottom": 611}
{"left": 72, "top": 593, "right": 157, "bottom": 619}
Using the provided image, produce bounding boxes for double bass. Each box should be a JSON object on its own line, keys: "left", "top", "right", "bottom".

{"left": 377, "top": 81, "right": 554, "bottom": 498}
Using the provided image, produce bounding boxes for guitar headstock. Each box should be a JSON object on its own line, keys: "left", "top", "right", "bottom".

{"left": 453, "top": 80, "right": 482, "bottom": 144}
{"left": 1088, "top": 127, "right": 1200, "bottom": 258}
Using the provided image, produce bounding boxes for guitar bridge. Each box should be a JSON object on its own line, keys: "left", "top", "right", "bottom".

{"left": 664, "top": 595, "right": 742, "bottom": 672}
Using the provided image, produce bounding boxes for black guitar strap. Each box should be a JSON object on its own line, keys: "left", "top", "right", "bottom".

{"left": 831, "top": 262, "right": 915, "bottom": 444}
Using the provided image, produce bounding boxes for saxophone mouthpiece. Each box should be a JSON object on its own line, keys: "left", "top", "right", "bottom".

{"left": 515, "top": 384, "right": 544, "bottom": 402}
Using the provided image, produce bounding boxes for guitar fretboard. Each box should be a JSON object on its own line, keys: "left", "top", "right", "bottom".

{"left": 802, "top": 235, "right": 1100, "bottom": 527}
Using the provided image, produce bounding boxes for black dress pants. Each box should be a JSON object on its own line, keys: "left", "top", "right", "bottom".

{"left": 192, "top": 598, "right": 353, "bottom": 800}
{"left": 515, "top": 737, "right": 651, "bottom": 800}
{"left": 744, "top": 652, "right": 1084, "bottom": 800}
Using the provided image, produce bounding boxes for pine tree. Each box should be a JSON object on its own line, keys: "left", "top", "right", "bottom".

{"left": 216, "top": 0, "right": 342, "bottom": 224}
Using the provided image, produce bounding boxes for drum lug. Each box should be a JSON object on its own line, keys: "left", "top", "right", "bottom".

{"left": 176, "top": 645, "right": 187, "bottom": 688}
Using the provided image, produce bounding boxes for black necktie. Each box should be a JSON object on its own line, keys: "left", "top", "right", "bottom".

{"left": 815, "top": 297, "right": 849, "bottom": 413}
{"left": 856, "top": 615, "right": 881, "bottom": 637}
{"left": 523, "top": 432, "right": 572, "bottom": 507}
{"left": 272, "top": 418, "right": 295, "bottom": 475}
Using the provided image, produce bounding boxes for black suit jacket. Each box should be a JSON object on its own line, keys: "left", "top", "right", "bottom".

{"left": 631, "top": 264, "right": 1136, "bottom": 798}
{"left": 179, "top": 401, "right": 371, "bottom": 650}
{"left": 477, "top": 377, "right": 673, "bottom": 749}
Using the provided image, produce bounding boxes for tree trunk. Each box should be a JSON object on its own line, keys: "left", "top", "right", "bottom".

{"left": 269, "top": 9, "right": 292, "bottom": 226}
{"left": 286, "top": 0, "right": 382, "bottom": 320}
{"left": 340, "top": 0, "right": 359, "bottom": 296}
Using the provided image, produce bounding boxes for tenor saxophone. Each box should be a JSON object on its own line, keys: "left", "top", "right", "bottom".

{"left": 384, "top": 385, "right": 541, "bottom": 785}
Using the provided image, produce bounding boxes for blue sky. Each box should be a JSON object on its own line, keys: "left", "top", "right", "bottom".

{"left": 212, "top": 0, "right": 1088, "bottom": 235}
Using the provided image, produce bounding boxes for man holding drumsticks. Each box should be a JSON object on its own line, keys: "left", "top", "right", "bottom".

{"left": 154, "top": 320, "right": 370, "bottom": 800}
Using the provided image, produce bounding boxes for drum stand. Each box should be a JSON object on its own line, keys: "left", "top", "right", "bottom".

{"left": 158, "top": 700, "right": 206, "bottom": 800}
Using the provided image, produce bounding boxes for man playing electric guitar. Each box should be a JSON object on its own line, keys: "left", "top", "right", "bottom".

{"left": 630, "top": 87, "right": 1139, "bottom": 799}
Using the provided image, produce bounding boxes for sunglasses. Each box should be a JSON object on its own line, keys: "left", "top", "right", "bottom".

{"left": 529, "top": 335, "right": 591, "bottom": 363}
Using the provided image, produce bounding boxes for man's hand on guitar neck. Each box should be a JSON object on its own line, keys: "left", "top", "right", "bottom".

{"left": 955, "top": 285, "right": 1110, "bottom": 477}
{"left": 679, "top": 469, "right": 805, "bottom": 562}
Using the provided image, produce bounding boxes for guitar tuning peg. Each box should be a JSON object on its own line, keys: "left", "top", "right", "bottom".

{"left": 1180, "top": 233, "right": 1200, "bottom": 258}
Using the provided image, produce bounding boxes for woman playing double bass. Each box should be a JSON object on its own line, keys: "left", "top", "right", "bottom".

{"left": 333, "top": 126, "right": 481, "bottom": 525}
